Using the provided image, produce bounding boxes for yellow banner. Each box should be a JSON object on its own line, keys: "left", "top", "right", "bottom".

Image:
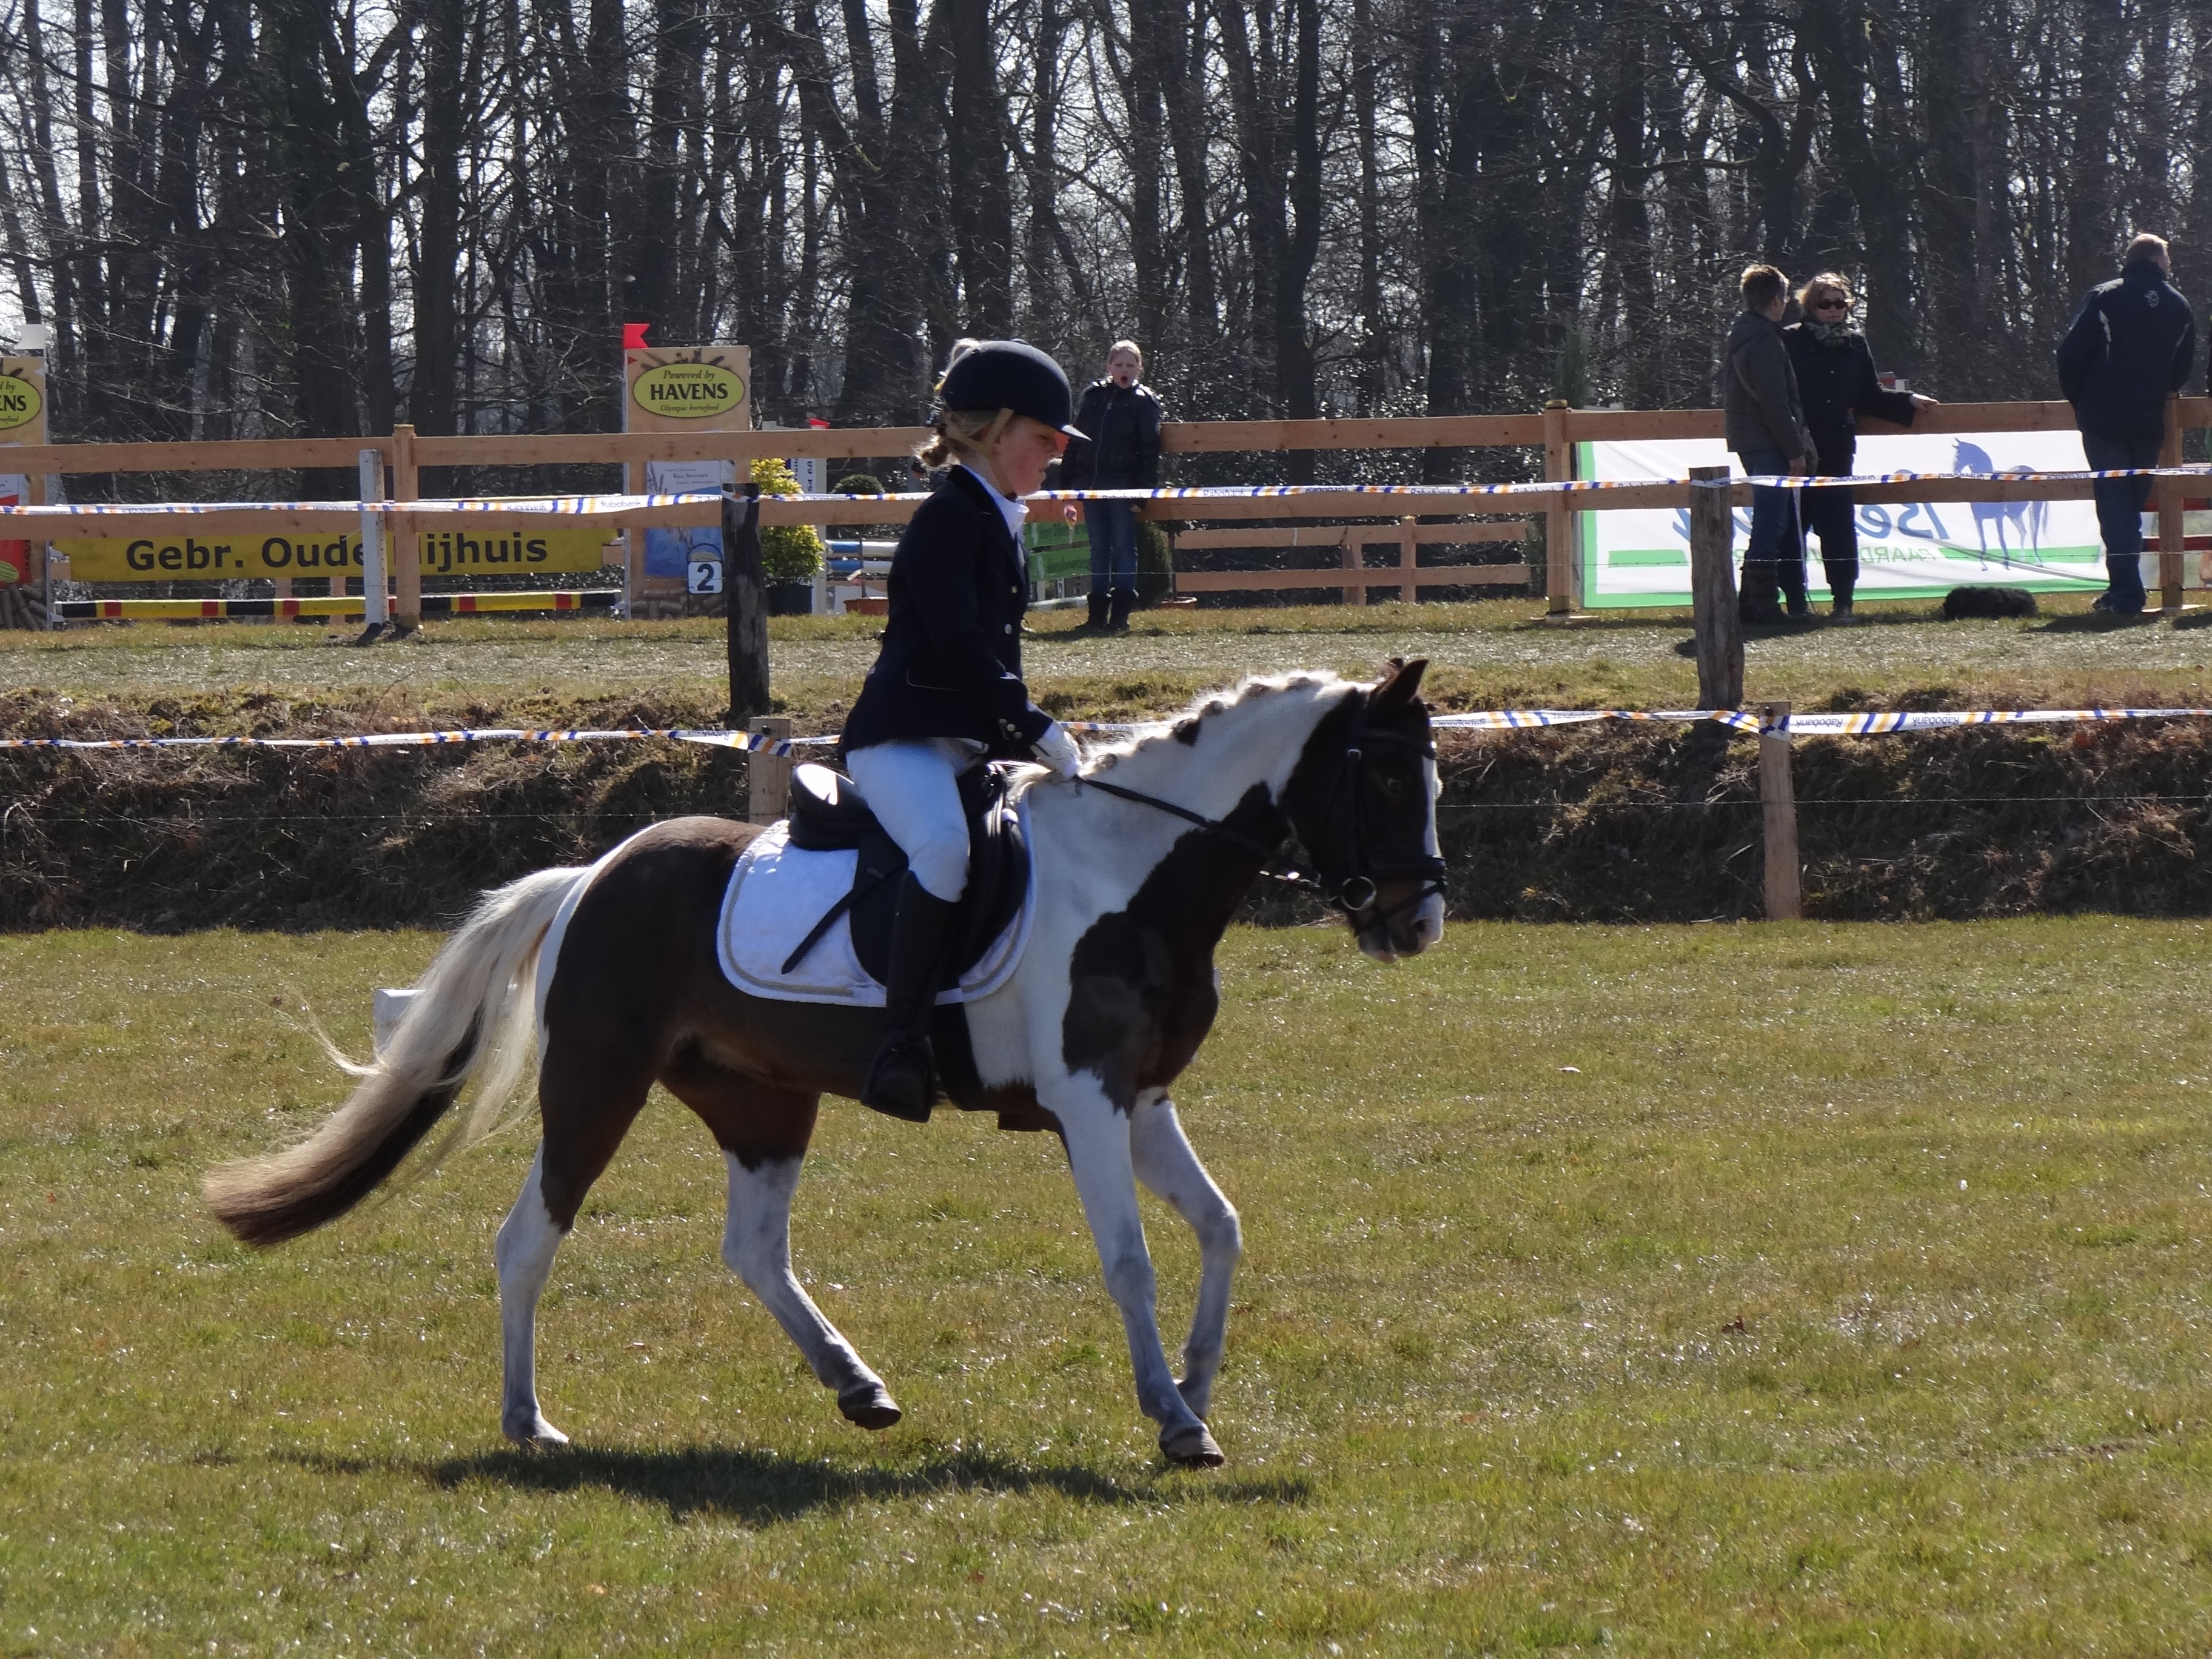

{"left": 54, "top": 525, "right": 611, "bottom": 582}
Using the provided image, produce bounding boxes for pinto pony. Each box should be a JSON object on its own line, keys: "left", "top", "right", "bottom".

{"left": 204, "top": 661, "right": 1444, "bottom": 1466}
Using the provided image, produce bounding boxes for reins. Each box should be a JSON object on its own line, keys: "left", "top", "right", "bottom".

{"left": 1074, "top": 774, "right": 1323, "bottom": 897}
{"left": 1074, "top": 699, "right": 1449, "bottom": 924}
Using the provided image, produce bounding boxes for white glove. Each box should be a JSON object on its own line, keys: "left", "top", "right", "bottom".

{"left": 1031, "top": 721, "right": 1081, "bottom": 779}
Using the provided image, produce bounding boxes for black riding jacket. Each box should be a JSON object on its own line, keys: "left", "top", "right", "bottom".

{"left": 839, "top": 466, "right": 1053, "bottom": 760}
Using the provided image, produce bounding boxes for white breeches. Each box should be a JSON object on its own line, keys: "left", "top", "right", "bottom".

{"left": 843, "top": 737, "right": 977, "bottom": 901}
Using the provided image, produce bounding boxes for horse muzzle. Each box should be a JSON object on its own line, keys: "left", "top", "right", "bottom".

{"left": 1351, "top": 884, "right": 1444, "bottom": 962}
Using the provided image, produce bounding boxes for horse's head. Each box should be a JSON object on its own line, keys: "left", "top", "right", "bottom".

{"left": 1283, "top": 659, "right": 1446, "bottom": 962}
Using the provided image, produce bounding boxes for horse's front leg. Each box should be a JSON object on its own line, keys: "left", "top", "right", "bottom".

{"left": 1048, "top": 1077, "right": 1225, "bottom": 1467}
{"left": 1129, "top": 1090, "right": 1241, "bottom": 1421}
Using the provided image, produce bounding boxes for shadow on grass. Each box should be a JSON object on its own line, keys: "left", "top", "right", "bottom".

{"left": 274, "top": 1443, "right": 1312, "bottom": 1524}
{"left": 2031, "top": 610, "right": 2162, "bottom": 634}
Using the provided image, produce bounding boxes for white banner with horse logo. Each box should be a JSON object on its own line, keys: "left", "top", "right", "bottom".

{"left": 1578, "top": 430, "right": 2108, "bottom": 609}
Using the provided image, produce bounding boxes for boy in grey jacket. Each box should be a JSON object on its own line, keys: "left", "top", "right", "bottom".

{"left": 1724, "top": 264, "right": 1818, "bottom": 622}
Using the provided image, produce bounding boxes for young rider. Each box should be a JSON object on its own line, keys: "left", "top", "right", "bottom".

{"left": 839, "top": 338, "right": 1087, "bottom": 1121}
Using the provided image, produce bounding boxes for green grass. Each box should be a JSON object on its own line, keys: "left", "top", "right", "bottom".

{"left": 10, "top": 598, "right": 2212, "bottom": 728}
{"left": 8, "top": 920, "right": 2212, "bottom": 1651}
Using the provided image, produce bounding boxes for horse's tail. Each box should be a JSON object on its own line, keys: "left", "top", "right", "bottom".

{"left": 204, "top": 864, "right": 592, "bottom": 1248}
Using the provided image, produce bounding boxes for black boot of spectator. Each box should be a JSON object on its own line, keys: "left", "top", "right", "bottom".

{"left": 1084, "top": 590, "right": 1109, "bottom": 631}
{"left": 1107, "top": 588, "right": 1137, "bottom": 632}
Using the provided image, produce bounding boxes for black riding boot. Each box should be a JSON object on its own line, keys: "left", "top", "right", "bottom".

{"left": 1106, "top": 588, "right": 1137, "bottom": 632}
{"left": 860, "top": 873, "right": 960, "bottom": 1122}
{"left": 1084, "top": 590, "right": 1110, "bottom": 630}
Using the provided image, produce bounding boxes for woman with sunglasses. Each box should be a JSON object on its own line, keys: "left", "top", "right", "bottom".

{"left": 1784, "top": 275, "right": 1937, "bottom": 621}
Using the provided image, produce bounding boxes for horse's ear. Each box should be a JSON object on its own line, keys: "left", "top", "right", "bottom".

{"left": 1372, "top": 657, "right": 1428, "bottom": 712}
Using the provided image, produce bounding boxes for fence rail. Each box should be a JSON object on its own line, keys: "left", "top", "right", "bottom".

{"left": 5, "top": 397, "right": 2207, "bottom": 621}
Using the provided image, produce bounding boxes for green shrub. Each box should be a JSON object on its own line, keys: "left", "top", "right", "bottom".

{"left": 751, "top": 457, "right": 826, "bottom": 583}
{"left": 832, "top": 472, "right": 885, "bottom": 495}
{"left": 1136, "top": 518, "right": 1174, "bottom": 602}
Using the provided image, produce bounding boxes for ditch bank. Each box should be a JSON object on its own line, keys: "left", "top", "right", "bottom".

{"left": 5, "top": 689, "right": 2212, "bottom": 929}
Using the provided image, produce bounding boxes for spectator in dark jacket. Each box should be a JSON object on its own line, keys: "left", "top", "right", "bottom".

{"left": 1784, "top": 272, "right": 1937, "bottom": 622}
{"left": 1723, "top": 264, "right": 1818, "bottom": 623}
{"left": 2056, "top": 233, "right": 2196, "bottom": 615}
{"left": 1061, "top": 341, "right": 1164, "bottom": 631}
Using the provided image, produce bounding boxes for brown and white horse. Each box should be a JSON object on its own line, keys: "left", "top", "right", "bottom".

{"left": 204, "top": 660, "right": 1444, "bottom": 1467}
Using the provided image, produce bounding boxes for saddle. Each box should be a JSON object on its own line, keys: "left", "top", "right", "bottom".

{"left": 780, "top": 760, "right": 1030, "bottom": 987}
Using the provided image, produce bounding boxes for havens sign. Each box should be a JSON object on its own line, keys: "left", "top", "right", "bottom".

{"left": 631, "top": 360, "right": 746, "bottom": 421}
{"left": 0, "top": 372, "right": 40, "bottom": 432}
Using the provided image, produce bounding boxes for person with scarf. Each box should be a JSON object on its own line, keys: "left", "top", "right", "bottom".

{"left": 1783, "top": 274, "right": 1935, "bottom": 622}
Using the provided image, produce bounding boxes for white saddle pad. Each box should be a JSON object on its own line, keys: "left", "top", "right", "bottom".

{"left": 714, "top": 808, "right": 1034, "bottom": 1007}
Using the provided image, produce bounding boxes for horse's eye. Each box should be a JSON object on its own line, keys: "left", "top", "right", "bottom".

{"left": 1380, "top": 774, "right": 1406, "bottom": 796}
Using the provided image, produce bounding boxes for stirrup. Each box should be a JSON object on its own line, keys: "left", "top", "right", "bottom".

{"left": 861, "top": 1032, "right": 935, "bottom": 1123}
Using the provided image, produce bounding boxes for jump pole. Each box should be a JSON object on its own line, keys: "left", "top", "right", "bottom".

{"left": 357, "top": 448, "right": 389, "bottom": 634}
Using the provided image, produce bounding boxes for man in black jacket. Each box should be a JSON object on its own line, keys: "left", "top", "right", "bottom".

{"left": 1722, "top": 265, "right": 1817, "bottom": 623}
{"left": 1060, "top": 341, "right": 1164, "bottom": 631}
{"left": 2056, "top": 233, "right": 2197, "bottom": 615}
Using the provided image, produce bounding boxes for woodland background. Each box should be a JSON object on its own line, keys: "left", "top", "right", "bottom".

{"left": 0, "top": 0, "right": 2208, "bottom": 488}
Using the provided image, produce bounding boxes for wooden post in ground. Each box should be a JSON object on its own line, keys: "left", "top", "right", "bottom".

{"left": 1688, "top": 466, "right": 1743, "bottom": 709}
{"left": 391, "top": 424, "right": 421, "bottom": 625}
{"left": 1759, "top": 701, "right": 1801, "bottom": 921}
{"left": 2159, "top": 393, "right": 2186, "bottom": 611}
{"left": 723, "top": 485, "right": 770, "bottom": 718}
{"left": 1398, "top": 516, "right": 1417, "bottom": 602}
{"left": 1543, "top": 400, "right": 1574, "bottom": 614}
{"left": 1339, "top": 526, "right": 1365, "bottom": 606}
{"left": 748, "top": 716, "right": 793, "bottom": 825}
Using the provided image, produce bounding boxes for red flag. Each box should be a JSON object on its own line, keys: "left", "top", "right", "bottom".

{"left": 808, "top": 417, "right": 831, "bottom": 429}
{"left": 622, "top": 323, "right": 650, "bottom": 350}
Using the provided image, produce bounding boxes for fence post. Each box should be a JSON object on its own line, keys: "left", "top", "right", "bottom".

{"left": 1759, "top": 700, "right": 1801, "bottom": 921}
{"left": 723, "top": 484, "right": 771, "bottom": 717}
{"left": 357, "top": 449, "right": 389, "bottom": 630}
{"left": 2159, "top": 393, "right": 2185, "bottom": 611}
{"left": 748, "top": 717, "right": 794, "bottom": 825}
{"left": 1398, "top": 516, "right": 1417, "bottom": 602}
{"left": 1688, "top": 466, "right": 1743, "bottom": 709}
{"left": 1339, "top": 526, "right": 1365, "bottom": 606}
{"left": 390, "top": 424, "right": 421, "bottom": 627}
{"left": 1543, "top": 400, "right": 1574, "bottom": 614}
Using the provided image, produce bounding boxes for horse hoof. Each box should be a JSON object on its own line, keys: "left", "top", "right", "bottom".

{"left": 838, "top": 1382, "right": 903, "bottom": 1430}
{"left": 504, "top": 1413, "right": 569, "bottom": 1450}
{"left": 1160, "top": 1423, "right": 1225, "bottom": 1467}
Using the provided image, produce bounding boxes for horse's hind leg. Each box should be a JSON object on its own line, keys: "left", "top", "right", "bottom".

{"left": 496, "top": 1146, "right": 572, "bottom": 1447}
{"left": 661, "top": 1057, "right": 902, "bottom": 1430}
{"left": 1130, "top": 1091, "right": 1242, "bottom": 1421}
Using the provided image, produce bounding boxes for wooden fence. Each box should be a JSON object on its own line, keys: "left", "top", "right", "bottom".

{"left": 1171, "top": 519, "right": 1532, "bottom": 603}
{"left": 4, "top": 397, "right": 2207, "bottom": 620}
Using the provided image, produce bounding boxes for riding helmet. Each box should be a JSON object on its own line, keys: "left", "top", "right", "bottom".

{"left": 937, "top": 339, "right": 1088, "bottom": 438}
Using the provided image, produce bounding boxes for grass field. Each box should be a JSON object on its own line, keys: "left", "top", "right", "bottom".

{"left": 8, "top": 920, "right": 2212, "bottom": 1652}
{"left": 9, "top": 597, "right": 2212, "bottom": 728}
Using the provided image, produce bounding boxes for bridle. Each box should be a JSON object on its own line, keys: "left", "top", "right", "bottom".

{"left": 1075, "top": 698, "right": 1449, "bottom": 928}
